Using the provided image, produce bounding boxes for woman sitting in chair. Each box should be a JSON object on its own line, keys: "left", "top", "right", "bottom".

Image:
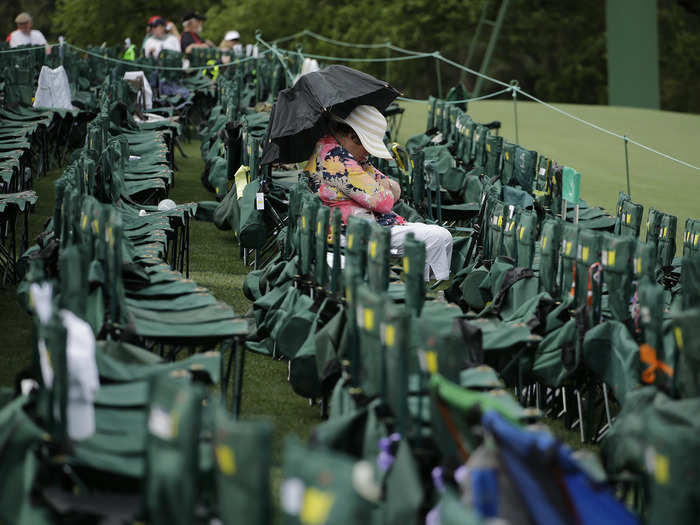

{"left": 305, "top": 104, "right": 453, "bottom": 281}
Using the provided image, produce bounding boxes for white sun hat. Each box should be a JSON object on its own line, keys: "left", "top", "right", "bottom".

{"left": 225, "top": 30, "right": 240, "bottom": 41}
{"left": 338, "top": 105, "right": 392, "bottom": 159}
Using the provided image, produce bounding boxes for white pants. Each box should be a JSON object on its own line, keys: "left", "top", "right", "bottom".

{"left": 391, "top": 223, "right": 453, "bottom": 280}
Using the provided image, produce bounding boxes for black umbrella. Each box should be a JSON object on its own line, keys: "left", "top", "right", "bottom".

{"left": 261, "top": 65, "right": 401, "bottom": 165}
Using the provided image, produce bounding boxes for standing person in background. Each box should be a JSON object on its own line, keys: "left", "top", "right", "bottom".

{"left": 144, "top": 17, "right": 181, "bottom": 58}
{"left": 180, "top": 12, "right": 214, "bottom": 55}
{"left": 219, "top": 30, "right": 243, "bottom": 57}
{"left": 9, "top": 12, "right": 51, "bottom": 54}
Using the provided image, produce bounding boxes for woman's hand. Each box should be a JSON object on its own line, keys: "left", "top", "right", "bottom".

{"left": 378, "top": 177, "right": 401, "bottom": 202}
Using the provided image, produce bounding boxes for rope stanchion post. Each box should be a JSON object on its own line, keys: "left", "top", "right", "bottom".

{"left": 385, "top": 41, "right": 391, "bottom": 82}
{"left": 434, "top": 52, "right": 443, "bottom": 99}
{"left": 510, "top": 80, "right": 520, "bottom": 145}
{"left": 624, "top": 135, "right": 632, "bottom": 197}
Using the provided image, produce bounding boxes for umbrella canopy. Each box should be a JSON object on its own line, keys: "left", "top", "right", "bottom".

{"left": 261, "top": 65, "right": 400, "bottom": 165}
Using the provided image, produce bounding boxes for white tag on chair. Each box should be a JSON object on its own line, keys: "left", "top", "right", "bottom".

{"left": 256, "top": 193, "right": 265, "bottom": 210}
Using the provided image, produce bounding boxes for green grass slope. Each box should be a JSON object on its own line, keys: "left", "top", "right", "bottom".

{"left": 398, "top": 99, "right": 700, "bottom": 247}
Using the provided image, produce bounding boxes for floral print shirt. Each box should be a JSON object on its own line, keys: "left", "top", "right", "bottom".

{"left": 305, "top": 135, "right": 405, "bottom": 226}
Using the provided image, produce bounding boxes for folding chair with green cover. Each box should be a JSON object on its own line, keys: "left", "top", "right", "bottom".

{"left": 614, "top": 192, "right": 644, "bottom": 238}
{"left": 603, "top": 387, "right": 700, "bottom": 525}
{"left": 600, "top": 233, "right": 635, "bottom": 322}
{"left": 213, "top": 409, "right": 273, "bottom": 525}
{"left": 145, "top": 372, "right": 205, "bottom": 525}
{"left": 280, "top": 438, "right": 378, "bottom": 525}
{"left": 682, "top": 218, "right": 700, "bottom": 257}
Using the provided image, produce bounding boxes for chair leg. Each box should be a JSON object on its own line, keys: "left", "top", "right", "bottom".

{"left": 232, "top": 339, "right": 246, "bottom": 418}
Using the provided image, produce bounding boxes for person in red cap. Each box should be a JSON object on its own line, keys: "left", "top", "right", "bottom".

{"left": 144, "top": 17, "right": 181, "bottom": 58}
{"left": 180, "top": 12, "right": 214, "bottom": 54}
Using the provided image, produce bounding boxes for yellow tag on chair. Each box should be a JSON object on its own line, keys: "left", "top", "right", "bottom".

{"left": 425, "top": 351, "right": 438, "bottom": 373}
{"left": 81, "top": 215, "right": 88, "bottom": 230}
{"left": 300, "top": 488, "right": 335, "bottom": 525}
{"left": 581, "top": 246, "right": 589, "bottom": 261}
{"left": 674, "top": 326, "right": 684, "bottom": 350}
{"left": 369, "top": 240, "right": 377, "bottom": 258}
{"left": 215, "top": 445, "right": 236, "bottom": 476}
{"left": 519, "top": 226, "right": 525, "bottom": 240}
{"left": 317, "top": 221, "right": 322, "bottom": 236}
{"left": 654, "top": 454, "right": 670, "bottom": 485}
{"left": 385, "top": 324, "right": 396, "bottom": 347}
{"left": 363, "top": 308, "right": 375, "bottom": 331}
{"left": 301, "top": 216, "right": 307, "bottom": 229}
{"left": 403, "top": 257, "right": 410, "bottom": 274}
{"left": 542, "top": 236, "right": 548, "bottom": 250}
{"left": 608, "top": 250, "right": 616, "bottom": 267}
{"left": 348, "top": 234, "right": 354, "bottom": 249}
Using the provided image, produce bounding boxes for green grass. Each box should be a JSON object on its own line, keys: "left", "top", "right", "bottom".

{"left": 398, "top": 99, "right": 700, "bottom": 250}
{"left": 0, "top": 167, "right": 60, "bottom": 388}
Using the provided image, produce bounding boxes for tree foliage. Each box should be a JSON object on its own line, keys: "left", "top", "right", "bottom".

{"left": 2, "top": 0, "right": 695, "bottom": 113}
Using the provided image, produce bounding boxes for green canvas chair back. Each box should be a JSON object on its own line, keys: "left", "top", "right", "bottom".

{"left": 484, "top": 134, "right": 503, "bottom": 180}
{"left": 280, "top": 438, "right": 378, "bottom": 525}
{"left": 512, "top": 146, "right": 537, "bottom": 194}
{"left": 682, "top": 218, "right": 700, "bottom": 257}
{"left": 535, "top": 154, "right": 551, "bottom": 195}
{"left": 645, "top": 207, "right": 664, "bottom": 247}
{"left": 656, "top": 212, "right": 677, "bottom": 267}
{"left": 426, "top": 96, "right": 438, "bottom": 129}
{"left": 213, "top": 408, "right": 273, "bottom": 525}
{"left": 445, "top": 83, "right": 468, "bottom": 110}
{"left": 549, "top": 161, "right": 564, "bottom": 216}
{"left": 409, "top": 149, "right": 425, "bottom": 205}
{"left": 447, "top": 104, "right": 462, "bottom": 143}
{"left": 145, "top": 372, "right": 204, "bottom": 525}
{"left": 367, "top": 223, "right": 391, "bottom": 293}
{"left": 614, "top": 192, "right": 643, "bottom": 238}
{"left": 435, "top": 99, "right": 447, "bottom": 135}
{"left": 463, "top": 172, "right": 484, "bottom": 205}
{"left": 471, "top": 125, "right": 489, "bottom": 169}
{"left": 633, "top": 240, "right": 657, "bottom": 281}
{"left": 516, "top": 208, "right": 538, "bottom": 269}
{"left": 486, "top": 199, "right": 505, "bottom": 260}
{"left": 403, "top": 233, "right": 426, "bottom": 316}
{"left": 582, "top": 320, "right": 641, "bottom": 403}
{"left": 681, "top": 255, "right": 700, "bottom": 310}
{"left": 355, "top": 283, "right": 387, "bottom": 398}
{"left": 299, "top": 197, "right": 320, "bottom": 276}
{"left": 500, "top": 204, "right": 519, "bottom": 262}
{"left": 602, "top": 388, "right": 700, "bottom": 525}
{"left": 532, "top": 318, "right": 578, "bottom": 387}
{"left": 636, "top": 277, "right": 671, "bottom": 394}
{"left": 574, "top": 228, "right": 602, "bottom": 312}
{"left": 380, "top": 300, "right": 412, "bottom": 434}
{"left": 330, "top": 208, "right": 343, "bottom": 294}
{"left": 456, "top": 111, "right": 475, "bottom": 163}
{"left": 345, "top": 216, "right": 371, "bottom": 284}
{"left": 671, "top": 307, "right": 700, "bottom": 398}
{"left": 313, "top": 206, "right": 331, "bottom": 288}
{"left": 600, "top": 233, "right": 635, "bottom": 322}
{"left": 559, "top": 222, "right": 580, "bottom": 299}
{"left": 501, "top": 141, "right": 517, "bottom": 187}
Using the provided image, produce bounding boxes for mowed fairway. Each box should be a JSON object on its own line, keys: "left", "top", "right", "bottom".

{"left": 398, "top": 99, "right": 700, "bottom": 249}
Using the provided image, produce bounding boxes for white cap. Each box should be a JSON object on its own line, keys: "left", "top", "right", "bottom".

{"left": 337, "top": 105, "right": 392, "bottom": 159}
{"left": 158, "top": 199, "right": 176, "bottom": 211}
{"left": 225, "top": 30, "right": 240, "bottom": 41}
